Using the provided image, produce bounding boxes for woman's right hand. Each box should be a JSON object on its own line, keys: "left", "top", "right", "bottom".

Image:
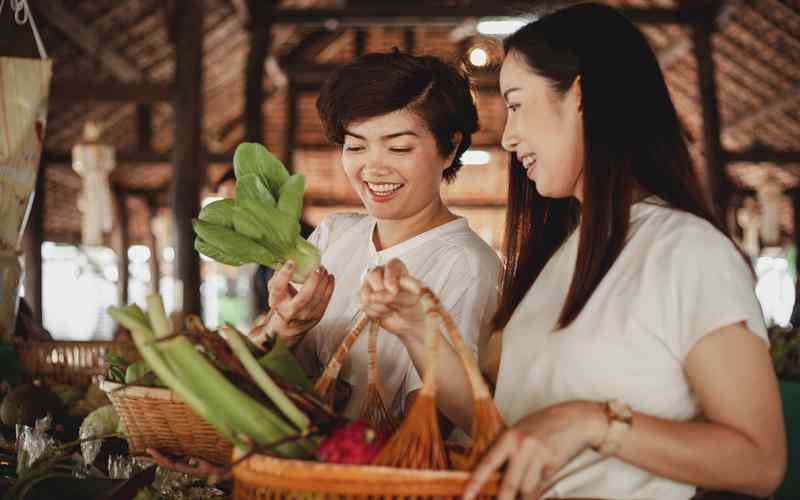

{"left": 250, "top": 260, "right": 334, "bottom": 348}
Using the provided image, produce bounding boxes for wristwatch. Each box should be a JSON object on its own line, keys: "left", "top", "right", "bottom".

{"left": 596, "top": 399, "right": 633, "bottom": 457}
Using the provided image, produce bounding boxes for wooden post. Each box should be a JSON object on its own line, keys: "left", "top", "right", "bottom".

{"left": 146, "top": 197, "right": 161, "bottom": 294}
{"left": 355, "top": 29, "right": 367, "bottom": 57}
{"left": 691, "top": 3, "right": 729, "bottom": 225}
{"left": 113, "top": 188, "right": 130, "bottom": 305}
{"left": 403, "top": 28, "right": 415, "bottom": 53}
{"left": 22, "top": 164, "right": 45, "bottom": 324}
{"left": 170, "top": 0, "right": 205, "bottom": 316}
{"left": 283, "top": 80, "right": 297, "bottom": 172}
{"left": 245, "top": 26, "right": 271, "bottom": 142}
{"left": 137, "top": 104, "right": 152, "bottom": 150}
{"left": 789, "top": 188, "right": 800, "bottom": 325}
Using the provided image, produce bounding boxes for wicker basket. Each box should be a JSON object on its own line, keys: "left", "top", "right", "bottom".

{"left": 232, "top": 283, "right": 503, "bottom": 499}
{"left": 16, "top": 340, "right": 140, "bottom": 386}
{"left": 232, "top": 452, "right": 499, "bottom": 499}
{"left": 100, "top": 381, "right": 232, "bottom": 465}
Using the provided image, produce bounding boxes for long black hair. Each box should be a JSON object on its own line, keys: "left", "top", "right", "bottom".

{"left": 494, "top": 3, "right": 729, "bottom": 330}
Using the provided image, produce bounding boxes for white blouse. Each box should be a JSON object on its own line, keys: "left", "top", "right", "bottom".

{"left": 297, "top": 213, "right": 501, "bottom": 421}
{"left": 494, "top": 199, "right": 767, "bottom": 499}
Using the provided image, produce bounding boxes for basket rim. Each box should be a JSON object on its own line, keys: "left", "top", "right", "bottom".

{"left": 99, "top": 380, "right": 180, "bottom": 400}
{"left": 231, "top": 451, "right": 499, "bottom": 481}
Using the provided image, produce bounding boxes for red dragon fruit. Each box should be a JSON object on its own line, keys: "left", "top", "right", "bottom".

{"left": 314, "top": 420, "right": 389, "bottom": 465}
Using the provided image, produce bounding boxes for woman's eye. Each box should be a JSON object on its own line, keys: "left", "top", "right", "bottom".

{"left": 389, "top": 148, "right": 412, "bottom": 153}
{"left": 506, "top": 104, "right": 520, "bottom": 112}
{"left": 344, "top": 145, "right": 364, "bottom": 152}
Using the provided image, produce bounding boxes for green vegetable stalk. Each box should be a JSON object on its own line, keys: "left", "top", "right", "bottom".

{"left": 193, "top": 142, "right": 321, "bottom": 282}
{"left": 108, "top": 294, "right": 314, "bottom": 457}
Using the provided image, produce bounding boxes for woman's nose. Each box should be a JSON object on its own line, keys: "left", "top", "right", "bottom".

{"left": 501, "top": 120, "right": 518, "bottom": 152}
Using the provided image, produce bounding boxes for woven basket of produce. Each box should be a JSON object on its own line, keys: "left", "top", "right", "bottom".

{"left": 230, "top": 279, "right": 502, "bottom": 499}
{"left": 16, "top": 340, "right": 140, "bottom": 386}
{"left": 100, "top": 381, "right": 232, "bottom": 465}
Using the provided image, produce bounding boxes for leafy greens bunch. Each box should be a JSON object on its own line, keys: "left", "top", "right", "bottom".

{"left": 193, "top": 143, "right": 320, "bottom": 283}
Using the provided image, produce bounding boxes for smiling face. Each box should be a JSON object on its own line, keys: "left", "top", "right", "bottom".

{"left": 499, "top": 52, "right": 585, "bottom": 200}
{"left": 341, "top": 109, "right": 452, "bottom": 221}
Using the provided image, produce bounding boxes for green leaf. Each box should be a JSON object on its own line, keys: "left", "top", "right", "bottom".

{"left": 257, "top": 338, "right": 312, "bottom": 391}
{"left": 194, "top": 237, "right": 249, "bottom": 267}
{"left": 198, "top": 198, "right": 236, "bottom": 228}
{"left": 235, "top": 174, "right": 276, "bottom": 209}
{"left": 232, "top": 205, "right": 267, "bottom": 243}
{"left": 238, "top": 199, "right": 299, "bottom": 252}
{"left": 192, "top": 219, "right": 279, "bottom": 267}
{"left": 233, "top": 143, "right": 289, "bottom": 198}
{"left": 277, "top": 173, "right": 305, "bottom": 219}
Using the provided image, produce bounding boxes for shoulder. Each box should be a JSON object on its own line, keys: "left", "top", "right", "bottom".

{"left": 317, "top": 212, "right": 370, "bottom": 235}
{"left": 311, "top": 212, "right": 371, "bottom": 252}
{"left": 638, "top": 205, "right": 745, "bottom": 267}
{"left": 432, "top": 221, "right": 502, "bottom": 281}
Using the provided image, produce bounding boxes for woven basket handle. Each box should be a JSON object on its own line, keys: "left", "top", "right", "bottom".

{"left": 312, "top": 313, "right": 370, "bottom": 402}
{"left": 398, "top": 277, "right": 492, "bottom": 401}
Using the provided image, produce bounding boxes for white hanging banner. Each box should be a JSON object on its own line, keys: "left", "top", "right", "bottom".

{"left": 0, "top": 0, "right": 52, "bottom": 339}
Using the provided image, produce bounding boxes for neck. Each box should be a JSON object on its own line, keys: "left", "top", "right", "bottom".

{"left": 373, "top": 198, "right": 457, "bottom": 250}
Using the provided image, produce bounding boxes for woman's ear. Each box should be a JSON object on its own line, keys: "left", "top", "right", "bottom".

{"left": 445, "top": 132, "right": 464, "bottom": 169}
{"left": 572, "top": 76, "right": 583, "bottom": 113}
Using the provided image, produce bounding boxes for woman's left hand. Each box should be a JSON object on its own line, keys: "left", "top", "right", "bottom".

{"left": 463, "top": 401, "right": 607, "bottom": 500}
{"left": 359, "top": 258, "right": 428, "bottom": 343}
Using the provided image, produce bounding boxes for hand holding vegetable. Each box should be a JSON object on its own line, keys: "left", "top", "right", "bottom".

{"left": 251, "top": 260, "right": 335, "bottom": 349}
{"left": 359, "top": 258, "right": 428, "bottom": 341}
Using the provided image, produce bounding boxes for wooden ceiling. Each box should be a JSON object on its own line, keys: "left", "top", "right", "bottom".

{"left": 2, "top": 0, "right": 799, "bottom": 244}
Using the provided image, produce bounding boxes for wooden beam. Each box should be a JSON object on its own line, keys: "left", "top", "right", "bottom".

{"left": 170, "top": 0, "right": 205, "bottom": 317}
{"left": 790, "top": 187, "right": 800, "bottom": 324}
{"left": 292, "top": 65, "right": 500, "bottom": 92}
{"left": 112, "top": 189, "right": 130, "bottom": 305}
{"left": 354, "top": 29, "right": 367, "bottom": 57}
{"left": 725, "top": 148, "right": 800, "bottom": 164}
{"left": 137, "top": 105, "right": 153, "bottom": 151}
{"left": 264, "top": 6, "right": 691, "bottom": 27}
{"left": 32, "top": 0, "right": 142, "bottom": 81}
{"left": 404, "top": 28, "right": 416, "bottom": 54}
{"left": 50, "top": 80, "right": 172, "bottom": 103}
{"left": 284, "top": 81, "right": 298, "bottom": 171}
{"left": 279, "top": 28, "right": 347, "bottom": 69}
{"left": 22, "top": 164, "right": 45, "bottom": 324}
{"left": 691, "top": 4, "right": 731, "bottom": 223}
{"left": 45, "top": 149, "right": 234, "bottom": 166}
{"left": 146, "top": 197, "right": 161, "bottom": 294}
{"left": 245, "top": 27, "right": 271, "bottom": 143}
{"left": 657, "top": 1, "right": 738, "bottom": 71}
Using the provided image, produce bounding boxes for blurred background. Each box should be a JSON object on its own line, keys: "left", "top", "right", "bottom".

{"left": 1, "top": 0, "right": 798, "bottom": 339}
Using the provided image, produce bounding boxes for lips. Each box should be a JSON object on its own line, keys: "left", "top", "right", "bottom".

{"left": 518, "top": 153, "right": 537, "bottom": 175}
{"left": 364, "top": 181, "right": 404, "bottom": 203}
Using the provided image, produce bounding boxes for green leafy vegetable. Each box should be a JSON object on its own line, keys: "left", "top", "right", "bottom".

{"left": 193, "top": 142, "right": 321, "bottom": 282}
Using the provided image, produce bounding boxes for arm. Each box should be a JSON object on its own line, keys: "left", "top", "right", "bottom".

{"left": 464, "top": 322, "right": 786, "bottom": 500}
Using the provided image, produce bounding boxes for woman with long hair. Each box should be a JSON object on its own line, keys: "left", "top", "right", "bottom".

{"left": 360, "top": 4, "right": 785, "bottom": 499}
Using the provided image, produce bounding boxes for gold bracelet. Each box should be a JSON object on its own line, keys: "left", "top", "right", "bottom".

{"left": 596, "top": 399, "right": 633, "bottom": 457}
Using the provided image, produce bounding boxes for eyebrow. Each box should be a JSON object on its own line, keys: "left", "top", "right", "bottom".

{"left": 343, "top": 129, "right": 419, "bottom": 140}
{"left": 502, "top": 87, "right": 521, "bottom": 102}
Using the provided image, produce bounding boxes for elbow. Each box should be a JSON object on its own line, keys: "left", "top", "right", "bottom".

{"left": 739, "top": 451, "right": 786, "bottom": 498}
{"left": 760, "top": 454, "right": 787, "bottom": 497}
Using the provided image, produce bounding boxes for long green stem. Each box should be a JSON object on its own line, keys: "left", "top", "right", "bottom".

{"left": 107, "top": 306, "right": 244, "bottom": 449}
{"left": 221, "top": 325, "right": 310, "bottom": 431}
{"left": 158, "top": 336, "right": 312, "bottom": 456}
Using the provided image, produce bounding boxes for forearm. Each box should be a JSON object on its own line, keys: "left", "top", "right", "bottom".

{"left": 401, "top": 334, "right": 474, "bottom": 431}
{"left": 613, "top": 411, "right": 784, "bottom": 497}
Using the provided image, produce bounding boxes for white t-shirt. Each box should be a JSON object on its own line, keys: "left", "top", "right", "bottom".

{"left": 494, "top": 199, "right": 767, "bottom": 500}
{"left": 297, "top": 213, "right": 501, "bottom": 421}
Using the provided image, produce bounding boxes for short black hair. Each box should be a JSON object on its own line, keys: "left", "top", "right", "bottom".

{"left": 316, "top": 50, "right": 480, "bottom": 183}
